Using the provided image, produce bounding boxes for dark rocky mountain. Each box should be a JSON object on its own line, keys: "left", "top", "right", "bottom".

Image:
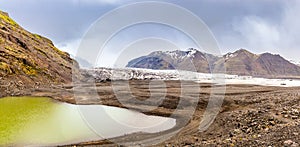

{"left": 0, "top": 11, "right": 79, "bottom": 97}
{"left": 127, "top": 48, "right": 300, "bottom": 78}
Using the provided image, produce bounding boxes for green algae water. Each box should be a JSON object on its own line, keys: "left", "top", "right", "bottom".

{"left": 0, "top": 97, "right": 57, "bottom": 145}
{"left": 0, "top": 97, "right": 176, "bottom": 146}
{"left": 0, "top": 97, "right": 97, "bottom": 146}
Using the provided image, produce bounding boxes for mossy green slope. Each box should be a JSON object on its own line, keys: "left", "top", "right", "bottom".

{"left": 0, "top": 10, "right": 80, "bottom": 97}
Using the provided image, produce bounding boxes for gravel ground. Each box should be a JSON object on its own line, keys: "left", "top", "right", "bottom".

{"left": 29, "top": 80, "right": 299, "bottom": 147}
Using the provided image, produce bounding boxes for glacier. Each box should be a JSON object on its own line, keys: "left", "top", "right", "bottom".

{"left": 80, "top": 67, "right": 300, "bottom": 87}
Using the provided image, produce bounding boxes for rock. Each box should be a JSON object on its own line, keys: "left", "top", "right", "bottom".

{"left": 229, "top": 132, "right": 234, "bottom": 137}
{"left": 257, "top": 134, "right": 261, "bottom": 138}
{"left": 284, "top": 140, "right": 294, "bottom": 146}
{"left": 291, "top": 143, "right": 299, "bottom": 147}
{"left": 225, "top": 138, "right": 231, "bottom": 141}
{"left": 269, "top": 121, "right": 276, "bottom": 126}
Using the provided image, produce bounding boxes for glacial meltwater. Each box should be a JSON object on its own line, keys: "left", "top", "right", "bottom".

{"left": 0, "top": 97, "right": 176, "bottom": 146}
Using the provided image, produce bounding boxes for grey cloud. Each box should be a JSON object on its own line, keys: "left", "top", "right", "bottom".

{"left": 216, "top": 0, "right": 300, "bottom": 61}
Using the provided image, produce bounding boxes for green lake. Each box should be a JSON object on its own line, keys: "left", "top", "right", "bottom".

{"left": 0, "top": 97, "right": 175, "bottom": 146}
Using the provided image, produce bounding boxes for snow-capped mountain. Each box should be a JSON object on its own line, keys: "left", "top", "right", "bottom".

{"left": 164, "top": 48, "right": 199, "bottom": 59}
{"left": 127, "top": 48, "right": 300, "bottom": 78}
{"left": 149, "top": 48, "right": 199, "bottom": 61}
{"left": 126, "top": 48, "right": 220, "bottom": 73}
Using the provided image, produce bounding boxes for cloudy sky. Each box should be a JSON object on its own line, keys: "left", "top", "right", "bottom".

{"left": 0, "top": 0, "right": 299, "bottom": 67}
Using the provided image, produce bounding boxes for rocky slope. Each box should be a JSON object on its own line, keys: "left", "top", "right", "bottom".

{"left": 127, "top": 48, "right": 300, "bottom": 78}
{"left": 0, "top": 11, "right": 79, "bottom": 97}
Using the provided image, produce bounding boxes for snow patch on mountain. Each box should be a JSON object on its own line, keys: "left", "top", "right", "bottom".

{"left": 186, "top": 48, "right": 197, "bottom": 58}
{"left": 224, "top": 52, "right": 238, "bottom": 60}
{"left": 162, "top": 48, "right": 199, "bottom": 60}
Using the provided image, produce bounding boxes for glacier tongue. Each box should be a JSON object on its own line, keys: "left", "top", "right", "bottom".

{"left": 80, "top": 67, "right": 180, "bottom": 82}
{"left": 80, "top": 67, "right": 300, "bottom": 87}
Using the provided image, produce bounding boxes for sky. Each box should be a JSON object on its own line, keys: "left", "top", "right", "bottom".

{"left": 0, "top": 0, "right": 299, "bottom": 67}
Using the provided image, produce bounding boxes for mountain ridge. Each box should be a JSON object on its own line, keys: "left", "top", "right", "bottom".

{"left": 127, "top": 48, "right": 300, "bottom": 78}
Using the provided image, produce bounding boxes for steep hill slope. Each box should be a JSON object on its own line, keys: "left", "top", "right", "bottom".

{"left": 0, "top": 11, "right": 78, "bottom": 97}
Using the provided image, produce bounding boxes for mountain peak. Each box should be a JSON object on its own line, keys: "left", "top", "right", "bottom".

{"left": 260, "top": 52, "right": 279, "bottom": 56}
{"left": 234, "top": 49, "right": 253, "bottom": 54}
{"left": 224, "top": 49, "right": 255, "bottom": 59}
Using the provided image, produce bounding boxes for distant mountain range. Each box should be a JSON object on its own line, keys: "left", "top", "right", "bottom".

{"left": 127, "top": 48, "right": 300, "bottom": 78}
